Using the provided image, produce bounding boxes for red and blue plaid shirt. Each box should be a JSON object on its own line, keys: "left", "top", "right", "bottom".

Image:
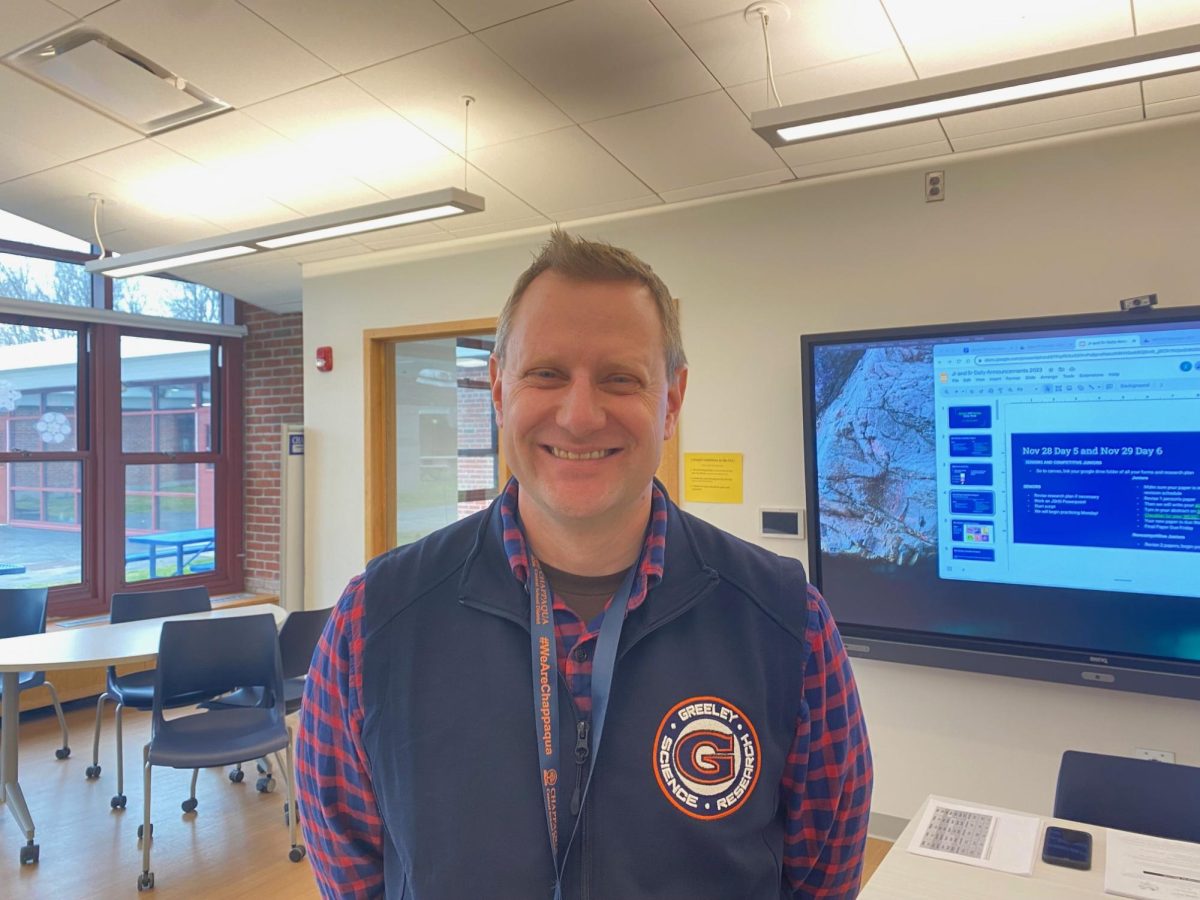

{"left": 296, "top": 481, "right": 872, "bottom": 898}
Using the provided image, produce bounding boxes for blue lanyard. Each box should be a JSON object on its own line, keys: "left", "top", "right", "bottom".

{"left": 529, "top": 556, "right": 638, "bottom": 900}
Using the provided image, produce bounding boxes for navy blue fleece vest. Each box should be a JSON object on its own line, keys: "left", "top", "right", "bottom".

{"left": 360, "top": 498, "right": 813, "bottom": 899}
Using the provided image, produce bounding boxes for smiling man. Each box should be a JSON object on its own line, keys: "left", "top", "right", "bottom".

{"left": 297, "top": 230, "right": 873, "bottom": 900}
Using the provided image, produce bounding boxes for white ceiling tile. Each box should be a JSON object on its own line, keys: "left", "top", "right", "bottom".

{"left": 727, "top": 49, "right": 917, "bottom": 116}
{"left": 654, "top": 0, "right": 899, "bottom": 87}
{"left": 355, "top": 226, "right": 456, "bottom": 251}
{"left": 478, "top": 0, "right": 718, "bottom": 122}
{"left": 1143, "top": 69, "right": 1200, "bottom": 102}
{"left": 77, "top": 140, "right": 296, "bottom": 230}
{"left": 433, "top": 0, "right": 562, "bottom": 31}
{"left": 659, "top": 168, "right": 792, "bottom": 204}
{"left": 85, "top": 0, "right": 336, "bottom": 107}
{"left": 1145, "top": 93, "right": 1200, "bottom": 117}
{"left": 470, "top": 126, "right": 651, "bottom": 216}
{"left": 98, "top": 216, "right": 224, "bottom": 251}
{"left": 583, "top": 91, "right": 784, "bottom": 194}
{"left": 788, "top": 139, "right": 950, "bottom": 181}
{"left": 47, "top": 0, "right": 110, "bottom": 17}
{"left": 153, "top": 111, "right": 386, "bottom": 215}
{"left": 940, "top": 83, "right": 1143, "bottom": 138}
{"left": 552, "top": 195, "right": 663, "bottom": 225}
{"left": 948, "top": 106, "right": 1143, "bottom": 152}
{"left": 446, "top": 213, "right": 550, "bottom": 239}
{"left": 883, "top": 0, "right": 1133, "bottom": 78}
{"left": 239, "top": 0, "right": 464, "bottom": 73}
{"left": 776, "top": 120, "right": 949, "bottom": 167}
{"left": 242, "top": 78, "right": 460, "bottom": 197}
{"left": 1132, "top": 0, "right": 1200, "bottom": 32}
{"left": 0, "top": 67, "right": 141, "bottom": 179}
{"left": 351, "top": 36, "right": 571, "bottom": 151}
{"left": 0, "top": 0, "right": 75, "bottom": 55}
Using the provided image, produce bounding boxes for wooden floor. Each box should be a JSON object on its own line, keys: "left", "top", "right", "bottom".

{"left": 1, "top": 698, "right": 893, "bottom": 897}
{"left": 0, "top": 699, "right": 319, "bottom": 899}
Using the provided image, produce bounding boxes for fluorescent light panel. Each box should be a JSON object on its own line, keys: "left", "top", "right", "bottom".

{"left": 85, "top": 188, "right": 485, "bottom": 279}
{"left": 752, "top": 23, "right": 1200, "bottom": 146}
{"left": 102, "top": 245, "right": 257, "bottom": 278}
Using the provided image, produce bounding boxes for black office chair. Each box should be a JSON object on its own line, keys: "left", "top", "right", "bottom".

{"left": 136, "top": 613, "right": 305, "bottom": 892}
{"left": 87, "top": 585, "right": 213, "bottom": 810}
{"left": 207, "top": 606, "right": 331, "bottom": 795}
{"left": 0, "top": 588, "right": 70, "bottom": 760}
{"left": 1054, "top": 750, "right": 1200, "bottom": 843}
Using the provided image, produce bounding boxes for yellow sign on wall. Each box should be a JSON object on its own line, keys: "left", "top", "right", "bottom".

{"left": 683, "top": 453, "right": 743, "bottom": 504}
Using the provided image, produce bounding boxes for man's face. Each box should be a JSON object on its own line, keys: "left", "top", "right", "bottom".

{"left": 490, "top": 271, "right": 686, "bottom": 533}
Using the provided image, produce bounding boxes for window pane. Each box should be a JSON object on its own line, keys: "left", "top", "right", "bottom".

{"left": 124, "top": 462, "right": 214, "bottom": 582}
{"left": 155, "top": 412, "right": 196, "bottom": 453}
{"left": 0, "top": 253, "right": 90, "bottom": 305}
{"left": 0, "top": 460, "right": 83, "bottom": 589}
{"left": 113, "top": 276, "right": 223, "bottom": 323}
{"left": 394, "top": 334, "right": 500, "bottom": 544}
{"left": 0, "top": 324, "right": 78, "bottom": 452}
{"left": 121, "top": 337, "right": 212, "bottom": 452}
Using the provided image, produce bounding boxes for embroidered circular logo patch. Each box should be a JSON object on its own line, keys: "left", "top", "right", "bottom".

{"left": 653, "top": 695, "right": 760, "bottom": 820}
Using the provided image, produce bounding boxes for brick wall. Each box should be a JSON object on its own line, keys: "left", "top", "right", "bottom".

{"left": 239, "top": 301, "right": 303, "bottom": 595}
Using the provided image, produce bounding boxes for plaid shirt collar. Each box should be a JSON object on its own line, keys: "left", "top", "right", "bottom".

{"left": 499, "top": 477, "right": 667, "bottom": 612}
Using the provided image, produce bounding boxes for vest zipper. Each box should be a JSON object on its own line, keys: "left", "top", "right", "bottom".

{"left": 570, "top": 719, "right": 590, "bottom": 815}
{"left": 569, "top": 717, "right": 591, "bottom": 900}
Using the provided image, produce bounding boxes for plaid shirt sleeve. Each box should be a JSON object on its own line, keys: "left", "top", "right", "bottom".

{"left": 296, "top": 574, "right": 385, "bottom": 898}
{"left": 781, "top": 584, "right": 874, "bottom": 898}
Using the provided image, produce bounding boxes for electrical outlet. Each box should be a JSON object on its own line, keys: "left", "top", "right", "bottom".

{"left": 1135, "top": 747, "right": 1175, "bottom": 763}
{"left": 925, "top": 170, "right": 945, "bottom": 202}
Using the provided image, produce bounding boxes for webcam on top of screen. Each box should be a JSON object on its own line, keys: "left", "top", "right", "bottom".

{"left": 1119, "top": 293, "right": 1158, "bottom": 312}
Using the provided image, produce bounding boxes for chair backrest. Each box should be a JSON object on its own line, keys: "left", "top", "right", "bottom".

{"left": 1054, "top": 750, "right": 1200, "bottom": 843}
{"left": 0, "top": 587, "right": 49, "bottom": 640}
{"left": 110, "top": 585, "right": 211, "bottom": 624}
{"left": 152, "top": 613, "right": 284, "bottom": 730}
{"left": 278, "top": 606, "right": 332, "bottom": 680}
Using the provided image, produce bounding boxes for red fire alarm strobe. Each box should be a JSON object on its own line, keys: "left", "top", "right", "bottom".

{"left": 315, "top": 346, "right": 333, "bottom": 372}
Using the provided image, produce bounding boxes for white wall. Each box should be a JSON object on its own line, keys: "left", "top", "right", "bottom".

{"left": 302, "top": 114, "right": 1200, "bottom": 825}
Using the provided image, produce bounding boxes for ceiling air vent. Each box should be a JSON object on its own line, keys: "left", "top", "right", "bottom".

{"left": 3, "top": 28, "right": 230, "bottom": 134}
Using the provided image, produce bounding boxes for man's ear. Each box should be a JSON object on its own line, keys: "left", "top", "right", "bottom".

{"left": 663, "top": 367, "right": 687, "bottom": 441}
{"left": 489, "top": 354, "right": 504, "bottom": 427}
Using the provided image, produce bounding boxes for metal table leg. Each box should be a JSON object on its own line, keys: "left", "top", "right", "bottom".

{"left": 2, "top": 670, "right": 39, "bottom": 864}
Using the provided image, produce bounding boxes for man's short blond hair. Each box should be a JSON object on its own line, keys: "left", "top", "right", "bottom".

{"left": 494, "top": 229, "right": 687, "bottom": 377}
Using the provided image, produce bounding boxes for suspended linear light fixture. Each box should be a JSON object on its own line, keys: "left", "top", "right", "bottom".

{"left": 752, "top": 23, "right": 1200, "bottom": 147}
{"left": 85, "top": 188, "right": 486, "bottom": 278}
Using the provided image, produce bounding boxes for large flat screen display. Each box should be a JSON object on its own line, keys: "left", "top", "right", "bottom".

{"left": 801, "top": 306, "right": 1200, "bottom": 699}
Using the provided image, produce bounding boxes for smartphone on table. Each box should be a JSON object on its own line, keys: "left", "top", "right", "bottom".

{"left": 1042, "top": 825, "right": 1093, "bottom": 870}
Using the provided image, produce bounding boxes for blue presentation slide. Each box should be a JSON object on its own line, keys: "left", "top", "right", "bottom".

{"left": 1011, "top": 431, "right": 1200, "bottom": 552}
{"left": 951, "top": 491, "right": 995, "bottom": 515}
{"left": 950, "top": 435, "right": 993, "bottom": 457}
{"left": 949, "top": 406, "right": 992, "bottom": 428}
{"left": 952, "top": 547, "right": 996, "bottom": 561}
{"left": 952, "top": 520, "right": 994, "bottom": 543}
{"left": 950, "top": 463, "right": 993, "bottom": 486}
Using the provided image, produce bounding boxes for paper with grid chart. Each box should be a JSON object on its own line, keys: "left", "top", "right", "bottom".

{"left": 907, "top": 797, "right": 1039, "bottom": 874}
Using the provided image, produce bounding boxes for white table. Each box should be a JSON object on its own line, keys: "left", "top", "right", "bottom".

{"left": 861, "top": 796, "right": 1112, "bottom": 899}
{"left": 0, "top": 603, "right": 286, "bottom": 865}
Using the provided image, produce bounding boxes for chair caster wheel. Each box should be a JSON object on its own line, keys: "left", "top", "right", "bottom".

{"left": 256, "top": 776, "right": 276, "bottom": 793}
{"left": 137, "top": 823, "right": 154, "bottom": 840}
{"left": 137, "top": 871, "right": 155, "bottom": 891}
{"left": 289, "top": 846, "right": 306, "bottom": 863}
{"left": 19, "top": 843, "right": 39, "bottom": 865}
{"left": 85, "top": 765, "right": 101, "bottom": 779}
{"left": 229, "top": 769, "right": 245, "bottom": 783}
{"left": 56, "top": 746, "right": 71, "bottom": 760}
{"left": 111, "top": 794, "right": 127, "bottom": 810}
{"left": 181, "top": 798, "right": 198, "bottom": 813}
